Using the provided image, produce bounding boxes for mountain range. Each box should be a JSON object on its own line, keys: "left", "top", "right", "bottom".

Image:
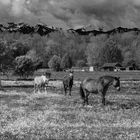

{"left": 0, "top": 22, "right": 140, "bottom": 36}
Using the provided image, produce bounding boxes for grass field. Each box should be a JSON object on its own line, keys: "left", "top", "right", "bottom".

{"left": 2, "top": 71, "right": 140, "bottom": 81}
{"left": 1, "top": 81, "right": 140, "bottom": 140}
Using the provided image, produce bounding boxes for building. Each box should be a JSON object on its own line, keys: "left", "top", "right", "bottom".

{"left": 71, "top": 67, "right": 82, "bottom": 72}
{"left": 101, "top": 63, "right": 122, "bottom": 71}
{"left": 82, "top": 67, "right": 90, "bottom": 72}
{"left": 89, "top": 66, "right": 94, "bottom": 71}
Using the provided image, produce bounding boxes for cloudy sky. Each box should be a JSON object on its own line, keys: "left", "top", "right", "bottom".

{"left": 0, "top": 0, "right": 140, "bottom": 30}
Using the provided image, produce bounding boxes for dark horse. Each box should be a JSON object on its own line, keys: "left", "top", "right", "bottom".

{"left": 63, "top": 71, "right": 74, "bottom": 96}
{"left": 80, "top": 75, "right": 120, "bottom": 105}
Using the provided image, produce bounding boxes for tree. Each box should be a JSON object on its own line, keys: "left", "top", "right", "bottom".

{"left": 60, "top": 53, "right": 72, "bottom": 70}
{"left": 0, "top": 40, "right": 14, "bottom": 71}
{"left": 122, "top": 50, "right": 134, "bottom": 67}
{"left": 99, "top": 39, "right": 123, "bottom": 65}
{"left": 14, "top": 55, "right": 35, "bottom": 78}
{"left": 12, "top": 41, "right": 30, "bottom": 58}
{"left": 27, "top": 50, "right": 43, "bottom": 70}
{"left": 76, "top": 60, "right": 86, "bottom": 68}
{"left": 48, "top": 55, "right": 61, "bottom": 71}
{"left": 86, "top": 38, "right": 106, "bottom": 67}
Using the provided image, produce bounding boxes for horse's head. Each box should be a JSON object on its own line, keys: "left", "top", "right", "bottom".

{"left": 113, "top": 77, "right": 120, "bottom": 91}
{"left": 69, "top": 71, "right": 74, "bottom": 78}
{"left": 45, "top": 72, "right": 51, "bottom": 78}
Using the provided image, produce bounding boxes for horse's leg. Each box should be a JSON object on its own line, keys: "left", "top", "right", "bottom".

{"left": 65, "top": 87, "right": 67, "bottom": 96}
{"left": 38, "top": 85, "right": 41, "bottom": 93}
{"left": 34, "top": 84, "right": 38, "bottom": 93}
{"left": 64, "top": 85, "right": 67, "bottom": 96}
{"left": 101, "top": 88, "right": 108, "bottom": 105}
{"left": 42, "top": 84, "right": 44, "bottom": 92}
{"left": 82, "top": 94, "right": 86, "bottom": 106}
{"left": 44, "top": 86, "right": 46, "bottom": 93}
{"left": 39, "top": 85, "right": 42, "bottom": 93}
{"left": 83, "top": 99, "right": 86, "bottom": 106}
{"left": 102, "top": 93, "right": 106, "bottom": 105}
{"left": 82, "top": 89, "right": 89, "bottom": 106}
{"left": 69, "top": 86, "right": 72, "bottom": 96}
{"left": 85, "top": 92, "right": 90, "bottom": 105}
{"left": 42, "top": 84, "right": 44, "bottom": 93}
{"left": 79, "top": 85, "right": 86, "bottom": 106}
{"left": 34, "top": 84, "right": 36, "bottom": 93}
{"left": 41, "top": 83, "right": 44, "bottom": 93}
{"left": 45, "top": 84, "right": 47, "bottom": 93}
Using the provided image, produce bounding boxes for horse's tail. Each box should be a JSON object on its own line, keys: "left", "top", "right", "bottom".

{"left": 79, "top": 83, "right": 85, "bottom": 100}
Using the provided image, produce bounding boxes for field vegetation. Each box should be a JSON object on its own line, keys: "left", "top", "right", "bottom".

{"left": 1, "top": 81, "right": 140, "bottom": 140}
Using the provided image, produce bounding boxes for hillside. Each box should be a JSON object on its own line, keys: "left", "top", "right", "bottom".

{"left": 0, "top": 22, "right": 140, "bottom": 74}
{"left": 0, "top": 22, "right": 140, "bottom": 36}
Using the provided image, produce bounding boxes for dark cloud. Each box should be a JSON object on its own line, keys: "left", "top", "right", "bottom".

{"left": 0, "top": 0, "right": 140, "bottom": 29}
{"left": 65, "top": 0, "right": 139, "bottom": 29}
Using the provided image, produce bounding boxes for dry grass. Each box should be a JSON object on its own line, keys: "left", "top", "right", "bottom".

{"left": 1, "top": 83, "right": 140, "bottom": 140}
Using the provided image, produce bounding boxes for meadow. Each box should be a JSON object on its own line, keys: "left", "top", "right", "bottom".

{"left": 1, "top": 76, "right": 140, "bottom": 140}
{"left": 42, "top": 71, "right": 140, "bottom": 81}
{"left": 2, "top": 71, "right": 140, "bottom": 81}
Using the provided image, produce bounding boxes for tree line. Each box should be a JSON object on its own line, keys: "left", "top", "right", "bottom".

{"left": 0, "top": 30, "right": 140, "bottom": 77}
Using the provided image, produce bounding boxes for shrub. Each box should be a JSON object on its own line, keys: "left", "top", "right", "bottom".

{"left": 27, "top": 50, "right": 43, "bottom": 70}
{"left": 99, "top": 39, "right": 123, "bottom": 65}
{"left": 76, "top": 60, "right": 86, "bottom": 68}
{"left": 12, "top": 41, "right": 30, "bottom": 58}
{"left": 48, "top": 55, "right": 61, "bottom": 71}
{"left": 60, "top": 53, "right": 72, "bottom": 70}
{"left": 14, "top": 55, "right": 35, "bottom": 78}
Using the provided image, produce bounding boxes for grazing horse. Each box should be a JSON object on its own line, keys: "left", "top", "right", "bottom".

{"left": 80, "top": 75, "right": 120, "bottom": 105}
{"left": 63, "top": 71, "right": 74, "bottom": 96}
{"left": 34, "top": 72, "right": 50, "bottom": 93}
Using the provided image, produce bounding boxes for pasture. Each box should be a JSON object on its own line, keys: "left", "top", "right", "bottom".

{"left": 2, "top": 71, "right": 140, "bottom": 81}
{"left": 1, "top": 79, "right": 140, "bottom": 140}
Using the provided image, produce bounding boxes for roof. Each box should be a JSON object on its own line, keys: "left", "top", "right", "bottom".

{"left": 71, "top": 67, "right": 81, "bottom": 69}
{"left": 102, "top": 63, "right": 122, "bottom": 68}
{"left": 82, "top": 67, "right": 89, "bottom": 69}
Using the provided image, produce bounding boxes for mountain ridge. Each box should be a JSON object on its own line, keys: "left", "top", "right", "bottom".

{"left": 0, "top": 22, "right": 140, "bottom": 36}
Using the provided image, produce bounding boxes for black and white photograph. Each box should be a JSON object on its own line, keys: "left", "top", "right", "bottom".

{"left": 0, "top": 0, "right": 140, "bottom": 139}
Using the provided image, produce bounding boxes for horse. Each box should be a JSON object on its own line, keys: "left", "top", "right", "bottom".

{"left": 45, "top": 72, "right": 51, "bottom": 79}
{"left": 79, "top": 75, "right": 120, "bottom": 106}
{"left": 34, "top": 72, "right": 50, "bottom": 93}
{"left": 63, "top": 71, "right": 74, "bottom": 96}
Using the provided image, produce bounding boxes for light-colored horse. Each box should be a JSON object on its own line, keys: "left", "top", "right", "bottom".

{"left": 34, "top": 75, "right": 49, "bottom": 93}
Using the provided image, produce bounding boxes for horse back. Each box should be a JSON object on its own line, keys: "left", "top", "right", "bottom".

{"left": 34, "top": 76, "right": 48, "bottom": 85}
{"left": 82, "top": 78, "right": 101, "bottom": 93}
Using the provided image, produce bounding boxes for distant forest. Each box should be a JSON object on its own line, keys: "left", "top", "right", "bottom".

{"left": 0, "top": 22, "right": 140, "bottom": 72}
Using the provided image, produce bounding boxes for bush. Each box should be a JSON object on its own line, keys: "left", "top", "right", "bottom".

{"left": 12, "top": 41, "right": 30, "bottom": 58}
{"left": 76, "top": 60, "right": 86, "bottom": 68}
{"left": 48, "top": 55, "right": 61, "bottom": 71}
{"left": 27, "top": 50, "right": 43, "bottom": 70}
{"left": 60, "top": 53, "right": 72, "bottom": 70}
{"left": 99, "top": 39, "right": 123, "bottom": 65}
{"left": 14, "top": 55, "right": 35, "bottom": 78}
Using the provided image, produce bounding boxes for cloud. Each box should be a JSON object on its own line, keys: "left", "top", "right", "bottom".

{"left": 63, "top": 0, "right": 140, "bottom": 29}
{"left": 0, "top": 0, "right": 140, "bottom": 29}
{"left": 0, "top": 0, "right": 11, "bottom": 5}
